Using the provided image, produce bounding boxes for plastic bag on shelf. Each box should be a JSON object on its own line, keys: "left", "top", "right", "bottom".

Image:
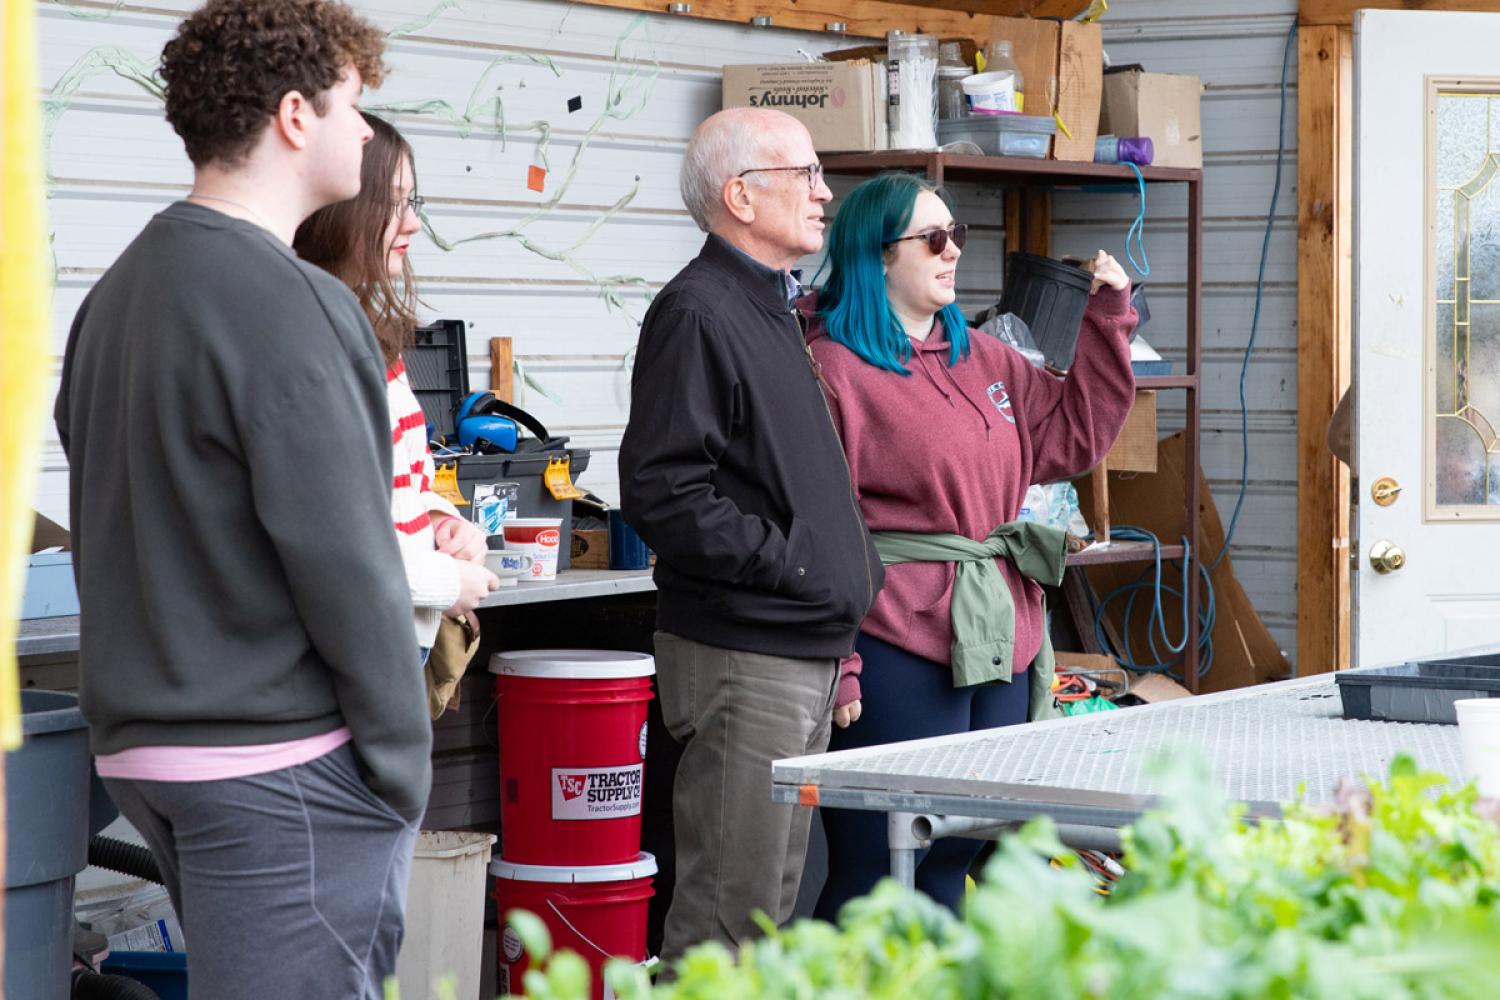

{"left": 1018, "top": 482, "right": 1089, "bottom": 537}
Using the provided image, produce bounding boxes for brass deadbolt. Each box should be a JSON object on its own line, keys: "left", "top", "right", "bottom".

{"left": 1369, "top": 540, "right": 1406, "bottom": 574}
{"left": 1371, "top": 477, "right": 1403, "bottom": 507}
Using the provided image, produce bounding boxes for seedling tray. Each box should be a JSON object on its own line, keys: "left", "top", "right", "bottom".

{"left": 1336, "top": 654, "right": 1500, "bottom": 724}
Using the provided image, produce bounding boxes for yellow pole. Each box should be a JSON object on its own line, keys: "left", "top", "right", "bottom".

{"left": 2, "top": 0, "right": 53, "bottom": 753}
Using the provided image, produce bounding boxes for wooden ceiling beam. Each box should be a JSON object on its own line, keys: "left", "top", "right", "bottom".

{"left": 1301, "top": 1, "right": 1500, "bottom": 27}
{"left": 574, "top": 0, "right": 1092, "bottom": 44}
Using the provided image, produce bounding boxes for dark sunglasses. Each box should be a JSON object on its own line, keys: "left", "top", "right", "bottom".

{"left": 886, "top": 223, "right": 968, "bottom": 255}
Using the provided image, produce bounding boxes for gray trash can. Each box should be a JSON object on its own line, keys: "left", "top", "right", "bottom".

{"left": 5, "top": 690, "right": 91, "bottom": 1000}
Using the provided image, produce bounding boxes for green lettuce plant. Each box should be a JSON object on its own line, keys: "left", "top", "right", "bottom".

{"left": 502, "top": 755, "right": 1500, "bottom": 1000}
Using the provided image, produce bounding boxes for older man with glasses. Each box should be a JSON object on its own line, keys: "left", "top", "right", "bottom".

{"left": 619, "top": 107, "right": 883, "bottom": 966}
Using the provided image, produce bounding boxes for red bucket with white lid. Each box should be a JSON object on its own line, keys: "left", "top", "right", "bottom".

{"left": 491, "top": 852, "right": 656, "bottom": 1000}
{"left": 491, "top": 649, "right": 655, "bottom": 866}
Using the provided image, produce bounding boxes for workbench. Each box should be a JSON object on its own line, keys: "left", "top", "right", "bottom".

{"left": 15, "top": 567, "right": 658, "bottom": 660}
{"left": 772, "top": 672, "right": 1465, "bottom": 888}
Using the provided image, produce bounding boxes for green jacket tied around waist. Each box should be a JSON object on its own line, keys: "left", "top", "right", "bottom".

{"left": 871, "top": 521, "right": 1066, "bottom": 723}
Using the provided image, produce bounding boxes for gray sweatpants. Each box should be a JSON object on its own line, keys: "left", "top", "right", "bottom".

{"left": 102, "top": 743, "right": 419, "bottom": 1000}
{"left": 653, "top": 631, "right": 838, "bottom": 968}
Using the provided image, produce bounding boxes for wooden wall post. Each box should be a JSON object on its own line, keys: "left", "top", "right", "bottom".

{"left": 1296, "top": 25, "right": 1353, "bottom": 674}
{"left": 489, "top": 336, "right": 515, "bottom": 403}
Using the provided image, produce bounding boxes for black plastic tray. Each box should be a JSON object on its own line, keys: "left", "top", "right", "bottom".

{"left": 1335, "top": 654, "right": 1500, "bottom": 724}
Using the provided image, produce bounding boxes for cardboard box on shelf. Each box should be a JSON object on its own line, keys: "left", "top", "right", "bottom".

{"left": 987, "top": 17, "right": 1102, "bottom": 162}
{"left": 722, "top": 61, "right": 887, "bottom": 153}
{"left": 1105, "top": 389, "right": 1158, "bottom": 474}
{"left": 570, "top": 528, "right": 609, "bottom": 570}
{"left": 1100, "top": 68, "right": 1203, "bottom": 169}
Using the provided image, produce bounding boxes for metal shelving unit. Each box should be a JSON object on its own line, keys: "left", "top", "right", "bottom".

{"left": 821, "top": 152, "right": 1206, "bottom": 689}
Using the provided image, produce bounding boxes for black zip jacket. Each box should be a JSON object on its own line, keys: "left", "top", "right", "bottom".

{"left": 619, "top": 235, "right": 882, "bottom": 659}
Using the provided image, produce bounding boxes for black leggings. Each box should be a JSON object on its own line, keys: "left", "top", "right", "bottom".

{"left": 814, "top": 632, "right": 1030, "bottom": 919}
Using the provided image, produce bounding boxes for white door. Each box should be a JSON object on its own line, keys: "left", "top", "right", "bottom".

{"left": 1355, "top": 10, "right": 1500, "bottom": 664}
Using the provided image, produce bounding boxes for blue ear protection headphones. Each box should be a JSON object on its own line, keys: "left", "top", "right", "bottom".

{"left": 454, "top": 392, "right": 518, "bottom": 453}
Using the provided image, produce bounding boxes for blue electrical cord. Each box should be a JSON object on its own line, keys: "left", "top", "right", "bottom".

{"left": 1208, "top": 21, "right": 1297, "bottom": 572}
{"left": 1093, "top": 526, "right": 1216, "bottom": 682}
{"left": 1087, "top": 25, "right": 1297, "bottom": 679}
{"left": 1124, "top": 162, "right": 1150, "bottom": 277}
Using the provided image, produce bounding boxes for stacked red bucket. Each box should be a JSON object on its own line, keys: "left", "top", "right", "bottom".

{"left": 488, "top": 650, "right": 657, "bottom": 998}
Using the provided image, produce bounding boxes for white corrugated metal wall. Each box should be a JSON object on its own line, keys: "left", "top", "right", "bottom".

{"left": 34, "top": 0, "right": 867, "bottom": 519}
{"left": 1054, "top": 0, "right": 1301, "bottom": 666}
{"left": 33, "top": 0, "right": 1300, "bottom": 664}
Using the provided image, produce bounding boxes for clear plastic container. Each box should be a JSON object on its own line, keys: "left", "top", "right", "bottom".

{"left": 937, "top": 113, "right": 1056, "bottom": 159}
{"left": 977, "top": 39, "right": 1024, "bottom": 114}
{"left": 887, "top": 31, "right": 939, "bottom": 149}
{"left": 937, "top": 41, "right": 970, "bottom": 121}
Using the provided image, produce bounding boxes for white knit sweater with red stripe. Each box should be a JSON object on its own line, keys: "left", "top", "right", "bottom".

{"left": 389, "top": 357, "right": 461, "bottom": 645}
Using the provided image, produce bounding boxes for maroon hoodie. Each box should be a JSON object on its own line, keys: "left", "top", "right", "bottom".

{"left": 802, "top": 287, "right": 1137, "bottom": 708}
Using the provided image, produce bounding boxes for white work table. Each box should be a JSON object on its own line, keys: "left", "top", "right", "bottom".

{"left": 16, "top": 568, "right": 657, "bottom": 658}
{"left": 476, "top": 567, "right": 656, "bottom": 608}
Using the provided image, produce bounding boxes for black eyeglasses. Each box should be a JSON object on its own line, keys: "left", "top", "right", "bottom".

{"left": 394, "top": 193, "right": 426, "bottom": 216}
{"left": 737, "top": 163, "right": 825, "bottom": 191}
{"left": 886, "top": 223, "right": 968, "bottom": 255}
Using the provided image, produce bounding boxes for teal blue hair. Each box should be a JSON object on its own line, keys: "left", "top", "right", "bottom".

{"left": 815, "top": 172, "right": 970, "bottom": 374}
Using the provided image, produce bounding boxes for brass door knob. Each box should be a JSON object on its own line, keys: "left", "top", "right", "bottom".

{"left": 1369, "top": 540, "right": 1406, "bottom": 574}
{"left": 1371, "top": 477, "right": 1402, "bottom": 506}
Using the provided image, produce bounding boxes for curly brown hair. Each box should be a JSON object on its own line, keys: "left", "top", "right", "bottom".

{"left": 294, "top": 113, "right": 419, "bottom": 365}
{"left": 160, "top": 0, "right": 387, "bottom": 168}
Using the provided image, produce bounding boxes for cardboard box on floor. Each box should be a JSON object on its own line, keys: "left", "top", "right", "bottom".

{"left": 722, "top": 62, "right": 887, "bottom": 153}
{"left": 1076, "top": 432, "right": 1293, "bottom": 694}
{"left": 988, "top": 17, "right": 1102, "bottom": 161}
{"left": 1099, "top": 67, "right": 1203, "bottom": 169}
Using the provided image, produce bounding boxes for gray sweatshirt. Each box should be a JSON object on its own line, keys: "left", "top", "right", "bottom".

{"left": 55, "top": 202, "right": 432, "bottom": 820}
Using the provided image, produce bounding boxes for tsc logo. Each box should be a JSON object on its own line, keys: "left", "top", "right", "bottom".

{"left": 557, "top": 773, "right": 587, "bottom": 801}
{"left": 986, "top": 380, "right": 1016, "bottom": 424}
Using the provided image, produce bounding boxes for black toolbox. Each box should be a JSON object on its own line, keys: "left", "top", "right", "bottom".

{"left": 407, "top": 320, "right": 590, "bottom": 570}
{"left": 1335, "top": 653, "right": 1500, "bottom": 724}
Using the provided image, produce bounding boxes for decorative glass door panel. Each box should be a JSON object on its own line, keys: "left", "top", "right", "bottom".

{"left": 1432, "top": 86, "right": 1500, "bottom": 515}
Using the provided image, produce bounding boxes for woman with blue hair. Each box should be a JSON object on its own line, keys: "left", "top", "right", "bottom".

{"left": 802, "top": 172, "right": 1137, "bottom": 916}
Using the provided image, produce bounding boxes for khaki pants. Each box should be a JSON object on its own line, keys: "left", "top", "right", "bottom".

{"left": 653, "top": 631, "right": 837, "bottom": 967}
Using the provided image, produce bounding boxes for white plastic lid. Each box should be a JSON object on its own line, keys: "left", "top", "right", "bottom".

{"left": 502, "top": 517, "right": 563, "bottom": 528}
{"left": 489, "top": 648, "right": 656, "bottom": 679}
{"left": 490, "top": 852, "right": 658, "bottom": 883}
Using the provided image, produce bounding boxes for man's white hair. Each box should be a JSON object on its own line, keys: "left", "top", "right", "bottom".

{"left": 680, "top": 108, "right": 793, "bottom": 233}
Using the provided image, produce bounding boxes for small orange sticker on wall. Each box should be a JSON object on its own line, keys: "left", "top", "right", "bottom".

{"left": 527, "top": 165, "right": 546, "bottom": 193}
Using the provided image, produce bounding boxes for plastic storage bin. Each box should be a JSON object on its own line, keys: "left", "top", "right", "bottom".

{"left": 395, "top": 831, "right": 498, "bottom": 1000}
{"left": 408, "top": 321, "right": 590, "bottom": 569}
{"left": 938, "top": 113, "right": 1056, "bottom": 159}
{"left": 99, "top": 952, "right": 189, "bottom": 1000}
{"left": 5, "top": 692, "right": 92, "bottom": 1000}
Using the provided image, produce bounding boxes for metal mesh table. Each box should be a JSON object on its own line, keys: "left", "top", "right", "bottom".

{"left": 772, "top": 675, "right": 1464, "bottom": 885}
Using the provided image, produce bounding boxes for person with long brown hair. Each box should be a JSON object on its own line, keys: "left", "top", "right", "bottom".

{"left": 296, "top": 113, "right": 497, "bottom": 652}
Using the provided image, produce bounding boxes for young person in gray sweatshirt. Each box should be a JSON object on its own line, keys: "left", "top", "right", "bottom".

{"left": 53, "top": 2, "right": 431, "bottom": 996}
